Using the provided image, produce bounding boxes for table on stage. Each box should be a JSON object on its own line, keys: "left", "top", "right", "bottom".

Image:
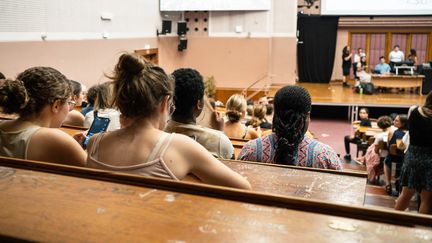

{"left": 371, "top": 74, "right": 425, "bottom": 94}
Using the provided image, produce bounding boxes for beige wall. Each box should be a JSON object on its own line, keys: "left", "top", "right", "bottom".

{"left": 0, "top": 38, "right": 157, "bottom": 87}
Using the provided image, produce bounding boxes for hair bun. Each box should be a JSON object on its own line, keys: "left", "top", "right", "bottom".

{"left": 117, "top": 53, "right": 145, "bottom": 75}
{"left": 0, "top": 79, "right": 29, "bottom": 114}
{"left": 226, "top": 110, "right": 242, "bottom": 122}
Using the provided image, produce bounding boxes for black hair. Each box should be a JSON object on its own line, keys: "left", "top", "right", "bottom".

{"left": 379, "top": 56, "right": 385, "bottom": 60}
{"left": 86, "top": 85, "right": 98, "bottom": 106}
{"left": 394, "top": 45, "right": 400, "bottom": 49}
{"left": 398, "top": 114, "right": 408, "bottom": 130}
{"left": 266, "top": 104, "right": 273, "bottom": 116}
{"left": 0, "top": 72, "right": 5, "bottom": 79}
{"left": 172, "top": 68, "right": 204, "bottom": 115}
{"left": 410, "top": 48, "right": 417, "bottom": 56}
{"left": 359, "top": 107, "right": 369, "bottom": 114}
{"left": 342, "top": 46, "right": 350, "bottom": 57}
{"left": 273, "top": 85, "right": 311, "bottom": 165}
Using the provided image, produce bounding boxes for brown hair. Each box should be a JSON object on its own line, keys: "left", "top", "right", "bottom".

{"left": 94, "top": 82, "right": 115, "bottom": 110}
{"left": 225, "top": 94, "right": 246, "bottom": 122}
{"left": 422, "top": 91, "right": 432, "bottom": 117}
{"left": 250, "top": 104, "right": 267, "bottom": 127}
{"left": 377, "top": 115, "right": 392, "bottom": 130}
{"left": 0, "top": 67, "right": 71, "bottom": 117}
{"left": 109, "top": 53, "right": 173, "bottom": 118}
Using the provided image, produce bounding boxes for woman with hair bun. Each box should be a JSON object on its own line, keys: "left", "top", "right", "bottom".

{"left": 85, "top": 53, "right": 250, "bottom": 190}
{"left": 238, "top": 85, "right": 341, "bottom": 170}
{"left": 0, "top": 67, "right": 86, "bottom": 165}
{"left": 224, "top": 94, "right": 259, "bottom": 140}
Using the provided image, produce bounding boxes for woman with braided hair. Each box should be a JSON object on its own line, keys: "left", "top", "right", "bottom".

{"left": 238, "top": 85, "right": 341, "bottom": 169}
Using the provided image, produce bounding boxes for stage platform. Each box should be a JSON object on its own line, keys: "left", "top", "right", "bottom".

{"left": 268, "top": 82, "right": 427, "bottom": 121}
{"left": 269, "top": 83, "right": 426, "bottom": 108}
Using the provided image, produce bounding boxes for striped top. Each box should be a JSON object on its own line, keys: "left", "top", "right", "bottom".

{"left": 238, "top": 134, "right": 342, "bottom": 170}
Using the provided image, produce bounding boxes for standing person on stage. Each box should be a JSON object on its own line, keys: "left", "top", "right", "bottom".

{"left": 374, "top": 56, "right": 391, "bottom": 74}
{"left": 353, "top": 48, "right": 366, "bottom": 80}
{"left": 407, "top": 48, "right": 418, "bottom": 66}
{"left": 342, "top": 45, "right": 352, "bottom": 88}
{"left": 389, "top": 45, "right": 405, "bottom": 72}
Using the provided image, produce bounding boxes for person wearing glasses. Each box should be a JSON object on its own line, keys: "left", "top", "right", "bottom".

{"left": 165, "top": 68, "right": 234, "bottom": 159}
{"left": 0, "top": 67, "right": 86, "bottom": 166}
{"left": 85, "top": 53, "right": 250, "bottom": 189}
{"left": 63, "top": 80, "right": 85, "bottom": 126}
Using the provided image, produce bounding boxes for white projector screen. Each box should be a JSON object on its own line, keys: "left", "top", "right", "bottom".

{"left": 321, "top": 0, "right": 432, "bottom": 16}
{"left": 160, "top": 0, "right": 271, "bottom": 11}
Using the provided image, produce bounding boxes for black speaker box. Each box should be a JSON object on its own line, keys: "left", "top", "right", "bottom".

{"left": 178, "top": 39, "right": 187, "bottom": 51}
{"left": 420, "top": 67, "right": 432, "bottom": 95}
{"left": 177, "top": 21, "right": 187, "bottom": 35}
{"left": 162, "top": 20, "right": 172, "bottom": 34}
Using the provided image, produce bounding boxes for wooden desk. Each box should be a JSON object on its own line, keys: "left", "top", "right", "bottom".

{"left": 371, "top": 74, "right": 425, "bottom": 94}
{"left": 221, "top": 160, "right": 367, "bottom": 206}
{"left": 0, "top": 164, "right": 431, "bottom": 242}
{"left": 229, "top": 137, "right": 249, "bottom": 159}
{"left": 59, "top": 124, "right": 88, "bottom": 136}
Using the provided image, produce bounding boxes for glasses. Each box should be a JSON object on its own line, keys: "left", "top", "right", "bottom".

{"left": 169, "top": 102, "right": 176, "bottom": 116}
{"left": 67, "top": 100, "right": 76, "bottom": 111}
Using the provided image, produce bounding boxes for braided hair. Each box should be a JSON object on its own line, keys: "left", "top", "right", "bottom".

{"left": 273, "top": 86, "right": 311, "bottom": 165}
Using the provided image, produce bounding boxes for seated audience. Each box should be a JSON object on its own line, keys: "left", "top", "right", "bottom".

{"left": 81, "top": 84, "right": 98, "bottom": 116}
{"left": 84, "top": 82, "right": 120, "bottom": 131}
{"left": 238, "top": 85, "right": 341, "bottom": 170}
{"left": 224, "top": 94, "right": 259, "bottom": 140}
{"left": 0, "top": 67, "right": 86, "bottom": 165}
{"left": 86, "top": 53, "right": 250, "bottom": 189}
{"left": 265, "top": 104, "right": 274, "bottom": 124}
{"left": 165, "top": 68, "right": 234, "bottom": 159}
{"left": 374, "top": 56, "right": 391, "bottom": 74}
{"left": 344, "top": 107, "right": 372, "bottom": 161}
{"left": 63, "top": 80, "right": 85, "bottom": 126}
{"left": 0, "top": 72, "right": 5, "bottom": 80}
{"left": 248, "top": 104, "right": 272, "bottom": 129}
{"left": 395, "top": 93, "right": 432, "bottom": 214}
{"left": 356, "top": 56, "right": 372, "bottom": 86}
{"left": 383, "top": 114, "right": 408, "bottom": 194}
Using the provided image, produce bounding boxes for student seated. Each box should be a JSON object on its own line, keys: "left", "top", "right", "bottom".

{"left": 238, "top": 86, "right": 341, "bottom": 170}
{"left": 224, "top": 94, "right": 259, "bottom": 140}
{"left": 355, "top": 56, "right": 372, "bottom": 86}
{"left": 63, "top": 80, "right": 85, "bottom": 126}
{"left": 383, "top": 114, "right": 408, "bottom": 195}
{"left": 247, "top": 104, "right": 272, "bottom": 129}
{"left": 86, "top": 53, "right": 250, "bottom": 189}
{"left": 0, "top": 67, "right": 86, "bottom": 165}
{"left": 343, "top": 108, "right": 372, "bottom": 161}
{"left": 165, "top": 68, "right": 234, "bottom": 159}
{"left": 374, "top": 56, "right": 391, "bottom": 74}
{"left": 81, "top": 84, "right": 97, "bottom": 116}
{"left": 84, "top": 82, "right": 120, "bottom": 131}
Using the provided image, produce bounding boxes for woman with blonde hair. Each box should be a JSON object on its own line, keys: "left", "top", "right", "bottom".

{"left": 249, "top": 104, "right": 272, "bottom": 129}
{"left": 85, "top": 53, "right": 250, "bottom": 190}
{"left": 0, "top": 67, "right": 86, "bottom": 166}
{"left": 224, "top": 94, "right": 259, "bottom": 140}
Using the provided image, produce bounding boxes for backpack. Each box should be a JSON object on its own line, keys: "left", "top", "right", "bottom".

{"left": 355, "top": 83, "right": 374, "bottom": 95}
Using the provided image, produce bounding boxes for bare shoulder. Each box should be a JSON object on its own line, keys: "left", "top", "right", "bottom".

{"left": 64, "top": 110, "right": 85, "bottom": 126}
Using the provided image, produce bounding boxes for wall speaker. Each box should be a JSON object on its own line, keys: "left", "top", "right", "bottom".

{"left": 162, "top": 20, "right": 172, "bottom": 34}
{"left": 177, "top": 21, "right": 187, "bottom": 35}
{"left": 178, "top": 39, "right": 188, "bottom": 51}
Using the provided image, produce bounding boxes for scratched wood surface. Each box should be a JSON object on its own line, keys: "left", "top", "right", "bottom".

{"left": 220, "top": 160, "right": 367, "bottom": 206}
{"left": 0, "top": 166, "right": 430, "bottom": 242}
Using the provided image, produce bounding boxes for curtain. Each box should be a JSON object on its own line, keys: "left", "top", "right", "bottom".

{"left": 297, "top": 15, "right": 339, "bottom": 83}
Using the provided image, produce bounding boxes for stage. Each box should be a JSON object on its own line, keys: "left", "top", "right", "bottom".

{"left": 269, "top": 82, "right": 427, "bottom": 121}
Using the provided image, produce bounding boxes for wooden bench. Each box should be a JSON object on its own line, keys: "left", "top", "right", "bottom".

{"left": 0, "top": 157, "right": 431, "bottom": 241}
{"left": 219, "top": 159, "right": 367, "bottom": 206}
{"left": 229, "top": 137, "right": 249, "bottom": 159}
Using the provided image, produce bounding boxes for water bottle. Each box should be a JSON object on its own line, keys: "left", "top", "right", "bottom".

{"left": 359, "top": 86, "right": 363, "bottom": 95}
